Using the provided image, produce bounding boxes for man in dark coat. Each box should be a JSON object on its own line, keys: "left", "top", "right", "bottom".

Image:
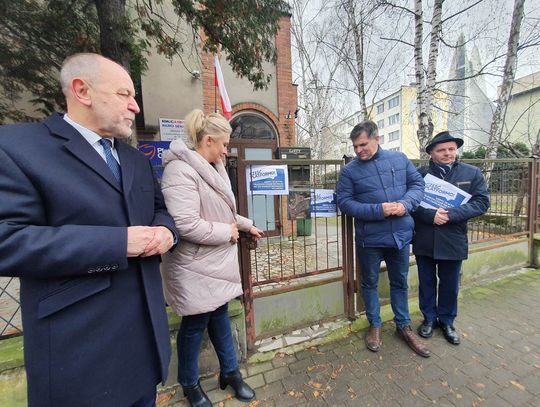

{"left": 413, "top": 131, "right": 489, "bottom": 345}
{"left": 0, "top": 53, "right": 177, "bottom": 407}
{"left": 338, "top": 120, "right": 430, "bottom": 358}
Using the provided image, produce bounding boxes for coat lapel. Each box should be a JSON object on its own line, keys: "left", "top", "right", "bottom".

{"left": 45, "top": 114, "right": 122, "bottom": 192}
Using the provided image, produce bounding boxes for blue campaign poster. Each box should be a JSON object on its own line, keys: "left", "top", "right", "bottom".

{"left": 138, "top": 141, "right": 171, "bottom": 178}
{"left": 247, "top": 165, "right": 289, "bottom": 195}
{"left": 310, "top": 189, "right": 338, "bottom": 217}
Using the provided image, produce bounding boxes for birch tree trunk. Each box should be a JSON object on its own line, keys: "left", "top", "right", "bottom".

{"left": 344, "top": 0, "right": 368, "bottom": 120}
{"left": 415, "top": 0, "right": 443, "bottom": 157}
{"left": 484, "top": 0, "right": 526, "bottom": 185}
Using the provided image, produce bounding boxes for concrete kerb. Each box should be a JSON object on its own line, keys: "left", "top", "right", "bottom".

{"left": 248, "top": 298, "right": 421, "bottom": 364}
{"left": 246, "top": 267, "right": 535, "bottom": 365}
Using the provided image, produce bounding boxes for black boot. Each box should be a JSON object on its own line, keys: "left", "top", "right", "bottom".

{"left": 182, "top": 381, "right": 212, "bottom": 407}
{"left": 219, "top": 369, "right": 255, "bottom": 402}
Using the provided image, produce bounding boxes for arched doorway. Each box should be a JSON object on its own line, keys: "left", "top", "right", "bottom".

{"left": 229, "top": 112, "right": 279, "bottom": 235}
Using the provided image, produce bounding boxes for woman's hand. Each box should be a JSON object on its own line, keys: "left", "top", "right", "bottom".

{"left": 229, "top": 223, "right": 239, "bottom": 243}
{"left": 249, "top": 226, "right": 264, "bottom": 241}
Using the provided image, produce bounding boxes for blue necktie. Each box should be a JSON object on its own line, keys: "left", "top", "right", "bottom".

{"left": 99, "top": 138, "right": 122, "bottom": 183}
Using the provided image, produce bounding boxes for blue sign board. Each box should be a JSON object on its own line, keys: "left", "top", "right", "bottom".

{"left": 247, "top": 165, "right": 289, "bottom": 195}
{"left": 138, "top": 141, "right": 171, "bottom": 178}
{"left": 310, "top": 189, "right": 338, "bottom": 217}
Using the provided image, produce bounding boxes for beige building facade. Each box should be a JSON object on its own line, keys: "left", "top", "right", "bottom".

{"left": 326, "top": 86, "right": 448, "bottom": 159}
{"left": 500, "top": 71, "right": 540, "bottom": 151}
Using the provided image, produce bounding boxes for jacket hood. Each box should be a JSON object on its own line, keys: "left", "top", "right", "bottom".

{"left": 163, "top": 138, "right": 236, "bottom": 212}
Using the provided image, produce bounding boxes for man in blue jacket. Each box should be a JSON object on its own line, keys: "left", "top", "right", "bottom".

{"left": 413, "top": 131, "right": 489, "bottom": 345}
{"left": 338, "top": 120, "right": 430, "bottom": 357}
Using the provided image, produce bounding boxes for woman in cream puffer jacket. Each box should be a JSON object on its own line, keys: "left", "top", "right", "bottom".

{"left": 160, "top": 109, "right": 262, "bottom": 407}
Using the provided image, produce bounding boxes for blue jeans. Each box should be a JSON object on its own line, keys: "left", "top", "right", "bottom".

{"left": 177, "top": 303, "right": 238, "bottom": 387}
{"left": 357, "top": 245, "right": 411, "bottom": 330}
{"left": 416, "top": 256, "right": 462, "bottom": 326}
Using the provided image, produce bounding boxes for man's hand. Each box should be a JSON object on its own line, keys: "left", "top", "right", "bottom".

{"left": 382, "top": 202, "right": 398, "bottom": 217}
{"left": 382, "top": 202, "right": 406, "bottom": 217}
{"left": 433, "top": 208, "right": 449, "bottom": 225}
{"left": 141, "top": 226, "right": 174, "bottom": 257}
{"left": 230, "top": 223, "right": 239, "bottom": 244}
{"left": 392, "top": 202, "right": 406, "bottom": 217}
{"left": 127, "top": 226, "right": 155, "bottom": 257}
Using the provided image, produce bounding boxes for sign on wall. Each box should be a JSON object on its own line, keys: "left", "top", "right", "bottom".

{"left": 159, "top": 118, "right": 186, "bottom": 142}
{"left": 138, "top": 141, "right": 171, "bottom": 178}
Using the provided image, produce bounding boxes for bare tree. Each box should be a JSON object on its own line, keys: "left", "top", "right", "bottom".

{"left": 291, "top": 0, "right": 347, "bottom": 159}
{"left": 484, "top": 0, "right": 526, "bottom": 165}
{"left": 342, "top": 0, "right": 368, "bottom": 119}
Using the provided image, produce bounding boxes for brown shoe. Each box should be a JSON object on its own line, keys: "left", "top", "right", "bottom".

{"left": 365, "top": 326, "right": 381, "bottom": 352}
{"left": 398, "top": 326, "right": 431, "bottom": 358}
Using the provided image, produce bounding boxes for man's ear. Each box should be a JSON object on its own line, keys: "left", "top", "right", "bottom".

{"left": 71, "top": 78, "right": 92, "bottom": 107}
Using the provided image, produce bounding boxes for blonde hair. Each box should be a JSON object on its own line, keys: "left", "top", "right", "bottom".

{"left": 185, "top": 109, "right": 232, "bottom": 148}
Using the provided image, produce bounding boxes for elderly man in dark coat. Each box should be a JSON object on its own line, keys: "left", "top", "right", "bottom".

{"left": 0, "top": 53, "right": 177, "bottom": 407}
{"left": 412, "top": 131, "right": 489, "bottom": 345}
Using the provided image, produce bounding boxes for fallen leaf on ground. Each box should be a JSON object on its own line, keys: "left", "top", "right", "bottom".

{"left": 313, "top": 390, "right": 320, "bottom": 398}
{"left": 309, "top": 381, "right": 322, "bottom": 389}
{"left": 510, "top": 380, "right": 526, "bottom": 391}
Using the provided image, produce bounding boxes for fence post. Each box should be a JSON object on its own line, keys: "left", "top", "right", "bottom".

{"left": 341, "top": 155, "right": 357, "bottom": 320}
{"left": 528, "top": 159, "right": 539, "bottom": 267}
{"left": 235, "top": 159, "right": 256, "bottom": 350}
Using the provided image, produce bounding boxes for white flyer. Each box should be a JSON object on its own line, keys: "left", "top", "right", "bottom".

{"left": 420, "top": 173, "right": 472, "bottom": 209}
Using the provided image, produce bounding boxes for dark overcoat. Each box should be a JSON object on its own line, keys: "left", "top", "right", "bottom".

{"left": 412, "top": 160, "right": 490, "bottom": 260}
{"left": 0, "top": 114, "right": 175, "bottom": 407}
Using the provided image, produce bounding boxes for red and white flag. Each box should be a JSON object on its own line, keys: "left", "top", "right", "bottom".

{"left": 214, "top": 54, "right": 232, "bottom": 120}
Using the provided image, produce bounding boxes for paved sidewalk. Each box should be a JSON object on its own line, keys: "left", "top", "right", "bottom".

{"left": 166, "top": 269, "right": 540, "bottom": 406}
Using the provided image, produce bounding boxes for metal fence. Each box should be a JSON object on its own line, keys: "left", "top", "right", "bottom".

{"left": 1, "top": 158, "right": 538, "bottom": 339}
{"left": 413, "top": 158, "right": 535, "bottom": 243}
{"left": 238, "top": 159, "right": 344, "bottom": 287}
{"left": 0, "top": 277, "right": 22, "bottom": 338}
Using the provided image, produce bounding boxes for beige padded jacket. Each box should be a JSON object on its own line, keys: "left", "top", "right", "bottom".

{"left": 160, "top": 139, "right": 253, "bottom": 316}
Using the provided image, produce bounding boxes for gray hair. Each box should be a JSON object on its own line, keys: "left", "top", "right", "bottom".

{"left": 59, "top": 53, "right": 113, "bottom": 96}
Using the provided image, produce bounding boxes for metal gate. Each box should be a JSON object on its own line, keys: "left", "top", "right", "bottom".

{"left": 231, "top": 157, "right": 356, "bottom": 348}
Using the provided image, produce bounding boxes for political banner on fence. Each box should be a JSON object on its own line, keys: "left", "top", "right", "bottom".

{"left": 246, "top": 165, "right": 289, "bottom": 195}
{"left": 310, "top": 189, "right": 338, "bottom": 217}
{"left": 138, "top": 141, "right": 171, "bottom": 178}
{"left": 420, "top": 173, "right": 471, "bottom": 209}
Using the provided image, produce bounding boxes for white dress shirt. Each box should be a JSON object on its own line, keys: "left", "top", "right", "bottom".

{"left": 63, "top": 114, "right": 120, "bottom": 164}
